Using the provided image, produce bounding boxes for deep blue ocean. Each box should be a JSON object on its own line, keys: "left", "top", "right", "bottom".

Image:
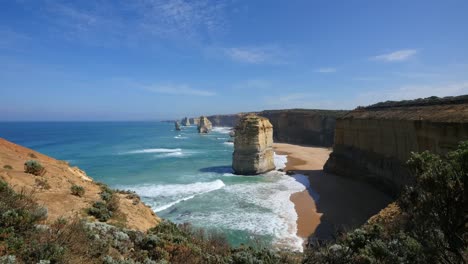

{"left": 0, "top": 122, "right": 306, "bottom": 251}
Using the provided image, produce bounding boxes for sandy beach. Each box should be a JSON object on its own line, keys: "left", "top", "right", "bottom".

{"left": 273, "top": 143, "right": 393, "bottom": 242}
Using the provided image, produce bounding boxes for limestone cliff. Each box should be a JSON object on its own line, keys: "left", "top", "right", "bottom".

{"left": 0, "top": 138, "right": 160, "bottom": 232}
{"left": 259, "top": 109, "right": 347, "bottom": 147}
{"left": 203, "top": 109, "right": 347, "bottom": 147}
{"left": 197, "top": 116, "right": 212, "bottom": 133}
{"left": 182, "top": 117, "right": 190, "bottom": 126}
{"left": 232, "top": 114, "right": 275, "bottom": 175}
{"left": 175, "top": 121, "right": 181, "bottom": 131}
{"left": 207, "top": 114, "right": 244, "bottom": 127}
{"left": 324, "top": 97, "right": 468, "bottom": 195}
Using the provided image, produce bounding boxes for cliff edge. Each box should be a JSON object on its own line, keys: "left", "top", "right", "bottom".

{"left": 0, "top": 138, "right": 160, "bottom": 232}
{"left": 324, "top": 96, "right": 468, "bottom": 195}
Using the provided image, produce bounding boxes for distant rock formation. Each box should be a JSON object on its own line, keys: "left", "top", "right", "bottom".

{"left": 174, "top": 121, "right": 181, "bottom": 131}
{"left": 182, "top": 117, "right": 190, "bottom": 126}
{"left": 197, "top": 116, "right": 212, "bottom": 133}
{"left": 191, "top": 117, "right": 200, "bottom": 125}
{"left": 232, "top": 114, "right": 275, "bottom": 175}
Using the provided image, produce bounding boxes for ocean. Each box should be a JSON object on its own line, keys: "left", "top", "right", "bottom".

{"left": 0, "top": 121, "right": 307, "bottom": 251}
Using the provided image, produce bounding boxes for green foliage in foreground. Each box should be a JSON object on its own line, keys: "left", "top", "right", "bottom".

{"left": 304, "top": 141, "right": 467, "bottom": 264}
{"left": 0, "top": 180, "right": 298, "bottom": 263}
{"left": 70, "top": 184, "right": 85, "bottom": 197}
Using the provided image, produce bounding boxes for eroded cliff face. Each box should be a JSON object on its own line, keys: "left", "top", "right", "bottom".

{"left": 232, "top": 114, "right": 275, "bottom": 175}
{"left": 202, "top": 110, "right": 347, "bottom": 147}
{"left": 324, "top": 103, "right": 468, "bottom": 195}
{"left": 191, "top": 117, "right": 200, "bottom": 125}
{"left": 259, "top": 110, "right": 347, "bottom": 147}
{"left": 197, "top": 116, "right": 213, "bottom": 133}
{"left": 207, "top": 114, "right": 243, "bottom": 127}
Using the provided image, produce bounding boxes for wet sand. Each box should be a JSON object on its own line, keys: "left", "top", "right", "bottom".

{"left": 273, "top": 143, "right": 393, "bottom": 242}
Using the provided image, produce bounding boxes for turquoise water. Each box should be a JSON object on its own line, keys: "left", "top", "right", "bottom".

{"left": 0, "top": 122, "right": 307, "bottom": 251}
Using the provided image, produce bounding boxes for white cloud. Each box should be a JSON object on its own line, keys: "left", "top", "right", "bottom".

{"left": 144, "top": 84, "right": 215, "bottom": 96}
{"left": 315, "top": 67, "right": 336, "bottom": 73}
{"left": 224, "top": 46, "right": 285, "bottom": 64}
{"left": 371, "top": 49, "right": 418, "bottom": 62}
{"left": 232, "top": 79, "right": 271, "bottom": 89}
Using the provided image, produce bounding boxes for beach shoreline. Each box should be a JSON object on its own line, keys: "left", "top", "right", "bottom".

{"left": 273, "top": 143, "right": 393, "bottom": 246}
{"left": 273, "top": 143, "right": 331, "bottom": 241}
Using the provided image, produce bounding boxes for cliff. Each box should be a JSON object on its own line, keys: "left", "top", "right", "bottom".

{"left": 197, "top": 116, "right": 213, "bottom": 133}
{"left": 200, "top": 109, "right": 347, "bottom": 147}
{"left": 324, "top": 98, "right": 468, "bottom": 195}
{"left": 232, "top": 114, "right": 275, "bottom": 175}
{"left": 259, "top": 109, "right": 347, "bottom": 147}
{"left": 0, "top": 138, "right": 160, "bottom": 231}
{"left": 207, "top": 114, "right": 244, "bottom": 127}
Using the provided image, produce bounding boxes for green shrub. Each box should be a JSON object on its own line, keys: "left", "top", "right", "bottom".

{"left": 24, "top": 160, "right": 45, "bottom": 176}
{"left": 70, "top": 184, "right": 85, "bottom": 197}
{"left": 87, "top": 201, "right": 113, "bottom": 222}
{"left": 3, "top": 164, "right": 13, "bottom": 170}
{"left": 35, "top": 178, "right": 51, "bottom": 190}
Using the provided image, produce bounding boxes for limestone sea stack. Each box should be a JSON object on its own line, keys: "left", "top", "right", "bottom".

{"left": 197, "top": 116, "right": 212, "bottom": 133}
{"left": 232, "top": 114, "right": 275, "bottom": 175}
{"left": 174, "top": 121, "right": 181, "bottom": 131}
{"left": 182, "top": 117, "right": 190, "bottom": 126}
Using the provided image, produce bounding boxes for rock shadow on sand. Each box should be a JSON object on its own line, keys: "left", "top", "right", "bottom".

{"left": 291, "top": 169, "right": 393, "bottom": 242}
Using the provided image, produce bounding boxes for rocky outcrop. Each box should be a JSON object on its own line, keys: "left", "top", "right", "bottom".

{"left": 182, "top": 117, "right": 190, "bottom": 126}
{"left": 232, "top": 114, "right": 275, "bottom": 175}
{"left": 324, "top": 98, "right": 468, "bottom": 196}
{"left": 174, "top": 121, "right": 181, "bottom": 131}
{"left": 197, "top": 116, "right": 212, "bottom": 133}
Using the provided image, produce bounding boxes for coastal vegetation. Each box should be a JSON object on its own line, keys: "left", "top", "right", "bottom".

{"left": 304, "top": 141, "right": 467, "bottom": 264}
{"left": 70, "top": 184, "right": 85, "bottom": 197}
{"left": 24, "top": 160, "right": 45, "bottom": 176}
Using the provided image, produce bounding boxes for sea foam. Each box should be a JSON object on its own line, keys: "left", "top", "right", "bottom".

{"left": 124, "top": 180, "right": 226, "bottom": 212}
{"left": 211, "top": 127, "right": 232, "bottom": 134}
{"left": 122, "top": 148, "right": 182, "bottom": 154}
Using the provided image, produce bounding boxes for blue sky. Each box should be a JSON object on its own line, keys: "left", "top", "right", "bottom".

{"left": 1, "top": 0, "right": 468, "bottom": 121}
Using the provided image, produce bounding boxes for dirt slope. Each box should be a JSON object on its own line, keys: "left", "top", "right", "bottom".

{"left": 0, "top": 138, "right": 160, "bottom": 232}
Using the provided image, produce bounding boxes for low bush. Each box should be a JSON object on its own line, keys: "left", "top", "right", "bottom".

{"left": 88, "top": 201, "right": 113, "bottom": 222}
{"left": 35, "top": 178, "right": 51, "bottom": 190}
{"left": 70, "top": 184, "right": 85, "bottom": 197}
{"left": 24, "top": 160, "right": 45, "bottom": 176}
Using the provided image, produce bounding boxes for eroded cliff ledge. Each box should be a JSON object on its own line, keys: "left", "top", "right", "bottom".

{"left": 324, "top": 96, "right": 468, "bottom": 196}
{"left": 232, "top": 114, "right": 275, "bottom": 175}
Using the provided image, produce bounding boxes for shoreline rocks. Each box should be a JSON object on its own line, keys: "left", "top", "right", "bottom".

{"left": 232, "top": 114, "right": 275, "bottom": 175}
{"left": 174, "top": 121, "right": 181, "bottom": 131}
{"left": 197, "top": 116, "right": 212, "bottom": 133}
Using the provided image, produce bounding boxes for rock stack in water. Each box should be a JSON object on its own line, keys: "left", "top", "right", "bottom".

{"left": 182, "top": 117, "right": 190, "bottom": 126}
{"left": 197, "top": 116, "right": 212, "bottom": 133}
{"left": 174, "top": 121, "right": 181, "bottom": 131}
{"left": 232, "top": 114, "right": 275, "bottom": 175}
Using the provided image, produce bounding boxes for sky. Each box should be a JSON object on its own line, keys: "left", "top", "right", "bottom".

{"left": 1, "top": 0, "right": 468, "bottom": 121}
